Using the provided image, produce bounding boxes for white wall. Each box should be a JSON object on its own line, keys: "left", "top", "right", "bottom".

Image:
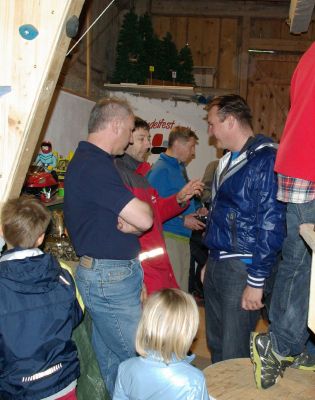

{"left": 42, "top": 90, "right": 217, "bottom": 179}
{"left": 43, "top": 90, "right": 95, "bottom": 158}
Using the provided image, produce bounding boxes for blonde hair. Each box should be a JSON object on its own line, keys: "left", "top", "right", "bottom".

{"left": 136, "top": 288, "right": 199, "bottom": 363}
{"left": 1, "top": 196, "right": 51, "bottom": 248}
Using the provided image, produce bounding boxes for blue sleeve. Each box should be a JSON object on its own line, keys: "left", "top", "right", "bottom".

{"left": 60, "top": 268, "right": 84, "bottom": 327}
{"left": 72, "top": 298, "right": 84, "bottom": 328}
{"left": 247, "top": 152, "right": 286, "bottom": 285}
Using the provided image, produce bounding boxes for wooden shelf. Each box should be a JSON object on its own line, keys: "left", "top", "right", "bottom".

{"left": 103, "top": 83, "right": 235, "bottom": 101}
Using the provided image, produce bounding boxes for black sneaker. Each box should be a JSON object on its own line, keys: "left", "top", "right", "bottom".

{"left": 250, "top": 332, "right": 285, "bottom": 389}
{"left": 290, "top": 351, "right": 315, "bottom": 371}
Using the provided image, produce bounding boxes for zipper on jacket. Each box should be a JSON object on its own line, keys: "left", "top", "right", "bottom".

{"left": 228, "top": 211, "right": 238, "bottom": 251}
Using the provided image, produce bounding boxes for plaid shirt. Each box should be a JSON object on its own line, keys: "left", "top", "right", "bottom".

{"left": 277, "top": 174, "right": 315, "bottom": 203}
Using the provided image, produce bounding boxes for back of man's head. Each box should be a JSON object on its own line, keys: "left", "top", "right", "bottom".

{"left": 1, "top": 196, "right": 51, "bottom": 248}
{"left": 88, "top": 97, "right": 133, "bottom": 134}
{"left": 207, "top": 94, "right": 253, "bottom": 130}
{"left": 168, "top": 126, "right": 199, "bottom": 149}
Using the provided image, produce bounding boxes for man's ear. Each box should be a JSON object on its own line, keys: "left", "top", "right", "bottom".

{"left": 0, "top": 225, "right": 3, "bottom": 237}
{"left": 35, "top": 233, "right": 45, "bottom": 248}
{"left": 227, "top": 114, "right": 235, "bottom": 129}
{"left": 129, "top": 130, "right": 135, "bottom": 144}
{"left": 111, "top": 117, "right": 121, "bottom": 136}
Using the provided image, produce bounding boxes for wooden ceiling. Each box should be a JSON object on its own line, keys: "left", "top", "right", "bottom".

{"left": 150, "top": 0, "right": 314, "bottom": 33}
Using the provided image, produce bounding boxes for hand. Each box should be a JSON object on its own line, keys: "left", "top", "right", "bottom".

{"left": 183, "top": 213, "right": 206, "bottom": 230}
{"left": 117, "top": 216, "right": 142, "bottom": 235}
{"left": 176, "top": 179, "right": 205, "bottom": 203}
{"left": 241, "top": 285, "right": 264, "bottom": 311}
{"left": 196, "top": 207, "right": 208, "bottom": 216}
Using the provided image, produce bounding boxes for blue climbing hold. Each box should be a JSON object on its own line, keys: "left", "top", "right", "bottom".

{"left": 19, "top": 24, "right": 39, "bottom": 40}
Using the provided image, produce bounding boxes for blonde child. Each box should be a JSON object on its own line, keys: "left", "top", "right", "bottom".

{"left": 0, "top": 196, "right": 83, "bottom": 400}
{"left": 113, "top": 288, "right": 214, "bottom": 400}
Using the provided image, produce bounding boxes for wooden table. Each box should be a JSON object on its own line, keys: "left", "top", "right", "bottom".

{"left": 204, "top": 358, "right": 315, "bottom": 400}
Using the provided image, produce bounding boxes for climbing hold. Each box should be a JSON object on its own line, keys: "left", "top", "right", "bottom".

{"left": 66, "top": 15, "right": 79, "bottom": 38}
{"left": 19, "top": 24, "right": 39, "bottom": 40}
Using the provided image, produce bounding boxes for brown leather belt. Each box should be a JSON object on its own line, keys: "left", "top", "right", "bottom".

{"left": 79, "top": 255, "right": 94, "bottom": 269}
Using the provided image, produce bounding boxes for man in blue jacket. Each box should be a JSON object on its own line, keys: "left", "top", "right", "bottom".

{"left": 203, "top": 94, "right": 286, "bottom": 363}
{"left": 148, "top": 126, "right": 206, "bottom": 291}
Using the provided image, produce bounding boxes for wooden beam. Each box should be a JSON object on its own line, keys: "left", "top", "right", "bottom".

{"left": 249, "top": 38, "right": 313, "bottom": 52}
{"left": 86, "top": 4, "right": 91, "bottom": 97}
{"left": 0, "top": 0, "right": 84, "bottom": 203}
{"left": 151, "top": 1, "right": 291, "bottom": 18}
{"left": 239, "top": 16, "right": 250, "bottom": 98}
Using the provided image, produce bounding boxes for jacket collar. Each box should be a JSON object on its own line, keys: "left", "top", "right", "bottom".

{"left": 145, "top": 351, "right": 195, "bottom": 364}
{"left": 0, "top": 247, "right": 43, "bottom": 262}
{"left": 119, "top": 153, "right": 141, "bottom": 171}
{"left": 160, "top": 152, "right": 182, "bottom": 167}
{"left": 212, "top": 134, "right": 278, "bottom": 200}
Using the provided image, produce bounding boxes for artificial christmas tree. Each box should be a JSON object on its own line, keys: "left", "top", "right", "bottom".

{"left": 112, "top": 10, "right": 144, "bottom": 83}
{"left": 155, "top": 32, "right": 179, "bottom": 82}
{"left": 112, "top": 12, "right": 195, "bottom": 86}
{"left": 178, "top": 44, "right": 195, "bottom": 85}
{"left": 138, "top": 13, "right": 160, "bottom": 82}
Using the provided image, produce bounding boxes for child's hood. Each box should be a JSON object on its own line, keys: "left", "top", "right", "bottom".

{"left": 0, "top": 248, "right": 62, "bottom": 294}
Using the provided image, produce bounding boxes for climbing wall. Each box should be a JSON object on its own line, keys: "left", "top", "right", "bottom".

{"left": 0, "top": 0, "right": 84, "bottom": 203}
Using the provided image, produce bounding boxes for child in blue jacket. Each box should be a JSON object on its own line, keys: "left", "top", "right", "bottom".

{"left": 113, "top": 288, "right": 215, "bottom": 400}
{"left": 0, "top": 196, "right": 83, "bottom": 400}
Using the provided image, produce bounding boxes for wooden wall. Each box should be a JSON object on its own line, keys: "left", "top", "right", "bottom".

{"left": 59, "top": 0, "right": 315, "bottom": 141}
{"left": 150, "top": 1, "right": 315, "bottom": 141}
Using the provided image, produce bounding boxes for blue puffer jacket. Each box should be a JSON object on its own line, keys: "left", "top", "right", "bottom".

{"left": 0, "top": 248, "right": 83, "bottom": 400}
{"left": 203, "top": 135, "right": 286, "bottom": 286}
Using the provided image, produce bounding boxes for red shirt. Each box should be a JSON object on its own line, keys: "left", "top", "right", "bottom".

{"left": 275, "top": 43, "right": 315, "bottom": 182}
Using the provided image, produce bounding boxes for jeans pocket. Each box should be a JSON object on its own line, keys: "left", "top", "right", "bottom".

{"left": 103, "top": 265, "right": 133, "bottom": 283}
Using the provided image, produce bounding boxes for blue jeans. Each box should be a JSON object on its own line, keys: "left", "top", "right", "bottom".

{"left": 204, "top": 258, "right": 260, "bottom": 363}
{"left": 75, "top": 258, "right": 143, "bottom": 397}
{"left": 269, "top": 200, "right": 315, "bottom": 356}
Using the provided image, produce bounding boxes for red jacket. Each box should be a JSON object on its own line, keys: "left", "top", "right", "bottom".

{"left": 275, "top": 43, "right": 315, "bottom": 181}
{"left": 115, "top": 155, "right": 187, "bottom": 294}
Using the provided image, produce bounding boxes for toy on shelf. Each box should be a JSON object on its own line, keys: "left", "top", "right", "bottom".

{"left": 55, "top": 151, "right": 73, "bottom": 198}
{"left": 23, "top": 145, "right": 74, "bottom": 203}
{"left": 23, "top": 165, "right": 59, "bottom": 202}
{"left": 35, "top": 141, "right": 57, "bottom": 171}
